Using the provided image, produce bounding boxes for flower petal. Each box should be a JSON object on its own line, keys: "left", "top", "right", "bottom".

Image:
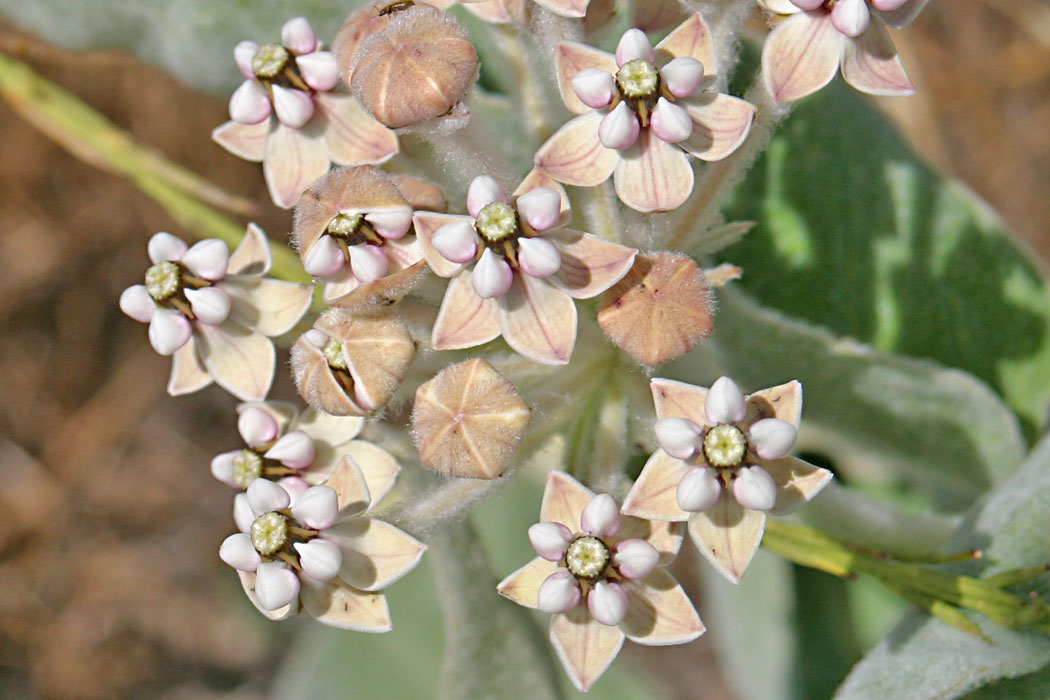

{"left": 412, "top": 212, "right": 472, "bottom": 277}
{"left": 282, "top": 17, "right": 318, "bottom": 54}
{"left": 621, "top": 449, "right": 691, "bottom": 521}
{"left": 296, "top": 51, "right": 340, "bottom": 91}
{"left": 540, "top": 471, "right": 595, "bottom": 531}
{"left": 265, "top": 429, "right": 316, "bottom": 469}
{"left": 517, "top": 237, "right": 562, "bottom": 279}
{"left": 314, "top": 93, "right": 399, "bottom": 166}
{"left": 255, "top": 561, "right": 301, "bottom": 611}
{"left": 535, "top": 0, "right": 590, "bottom": 19}
{"left": 529, "top": 522, "right": 574, "bottom": 561}
{"left": 571, "top": 68, "right": 616, "bottom": 110}
{"left": 535, "top": 112, "right": 618, "bottom": 188}
{"left": 316, "top": 455, "right": 372, "bottom": 516}
{"left": 615, "top": 28, "right": 655, "bottom": 66}
{"left": 677, "top": 466, "right": 722, "bottom": 512}
{"left": 613, "top": 539, "right": 660, "bottom": 580}
{"left": 229, "top": 80, "right": 272, "bottom": 124}
{"left": 831, "top": 0, "right": 871, "bottom": 37}
{"left": 613, "top": 129, "right": 694, "bottom": 213}
{"left": 219, "top": 533, "right": 261, "bottom": 572}
{"left": 654, "top": 12, "right": 716, "bottom": 70}
{"left": 323, "top": 517, "right": 427, "bottom": 591}
{"left": 167, "top": 336, "right": 212, "bottom": 396}
{"left": 433, "top": 220, "right": 481, "bottom": 264}
{"left": 347, "top": 244, "right": 390, "bottom": 282}
{"left": 688, "top": 491, "right": 766, "bottom": 584}
{"left": 620, "top": 569, "right": 704, "bottom": 645}
{"left": 762, "top": 456, "right": 834, "bottom": 515}
{"left": 706, "top": 376, "right": 746, "bottom": 423}
{"left": 296, "top": 409, "right": 364, "bottom": 446}
{"left": 148, "top": 308, "right": 192, "bottom": 355}
{"left": 632, "top": 0, "right": 687, "bottom": 33}
{"left": 840, "top": 19, "right": 915, "bottom": 97}
{"left": 497, "top": 556, "right": 558, "bottom": 609}
{"left": 747, "top": 380, "right": 803, "bottom": 427}
{"left": 549, "top": 607, "right": 625, "bottom": 693}
{"left": 227, "top": 223, "right": 273, "bottom": 276}
{"left": 234, "top": 41, "right": 258, "bottom": 80}
{"left": 472, "top": 248, "right": 514, "bottom": 299}
{"left": 588, "top": 581, "right": 629, "bottom": 626}
{"left": 185, "top": 286, "right": 231, "bottom": 325}
{"left": 655, "top": 417, "right": 703, "bottom": 460}
{"left": 237, "top": 570, "right": 297, "bottom": 621}
{"left": 432, "top": 270, "right": 501, "bottom": 350}
{"left": 182, "top": 239, "right": 230, "bottom": 281}
{"left": 247, "top": 477, "right": 291, "bottom": 514}
{"left": 196, "top": 321, "right": 276, "bottom": 402}
{"left": 650, "top": 377, "right": 708, "bottom": 422}
{"left": 660, "top": 56, "right": 704, "bottom": 99}
{"left": 538, "top": 570, "right": 583, "bottom": 614}
{"left": 546, "top": 229, "right": 636, "bottom": 299}
{"left": 762, "top": 11, "right": 845, "bottom": 103}
{"left": 679, "top": 93, "right": 756, "bottom": 161}
{"left": 650, "top": 98, "right": 694, "bottom": 144}
{"left": 119, "top": 285, "right": 155, "bottom": 323}
{"left": 619, "top": 518, "right": 685, "bottom": 564}
{"left": 554, "top": 42, "right": 618, "bottom": 114}
{"left": 875, "top": 0, "right": 928, "bottom": 28}
{"left": 338, "top": 440, "right": 401, "bottom": 511}
{"left": 264, "top": 122, "right": 331, "bottom": 209}
{"left": 272, "top": 85, "right": 315, "bottom": 128}
{"left": 212, "top": 120, "right": 270, "bottom": 163}
{"left": 148, "top": 231, "right": 187, "bottom": 264}
{"left": 223, "top": 278, "right": 312, "bottom": 336}
{"left": 598, "top": 102, "right": 640, "bottom": 151}
{"left": 237, "top": 405, "right": 279, "bottom": 447}
{"left": 499, "top": 273, "right": 577, "bottom": 365}
{"left": 515, "top": 187, "right": 563, "bottom": 233}
{"left": 291, "top": 484, "right": 340, "bottom": 529}
{"left": 298, "top": 578, "right": 392, "bottom": 632}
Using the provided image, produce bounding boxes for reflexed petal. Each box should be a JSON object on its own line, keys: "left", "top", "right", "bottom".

{"left": 598, "top": 102, "right": 640, "bottom": 151}
{"left": 196, "top": 321, "right": 276, "bottom": 402}
{"left": 546, "top": 229, "right": 636, "bottom": 300}
{"left": 148, "top": 308, "right": 191, "bottom": 356}
{"left": 515, "top": 187, "right": 562, "bottom": 232}
{"left": 655, "top": 417, "right": 702, "bottom": 460}
{"left": 660, "top": 57, "right": 704, "bottom": 98}
{"left": 296, "top": 409, "right": 364, "bottom": 446}
{"left": 228, "top": 223, "right": 273, "bottom": 276}
{"left": 588, "top": 581, "right": 628, "bottom": 626}
{"left": 748, "top": 418, "right": 797, "bottom": 460}
{"left": 622, "top": 450, "right": 691, "bottom": 521}
{"left": 677, "top": 466, "right": 722, "bottom": 512}
{"left": 554, "top": 42, "right": 618, "bottom": 114}
{"left": 229, "top": 80, "right": 272, "bottom": 124}
{"left": 295, "top": 539, "right": 343, "bottom": 582}
{"left": 339, "top": 440, "right": 400, "bottom": 511}
{"left": 291, "top": 485, "right": 340, "bottom": 530}
{"left": 875, "top": 0, "right": 929, "bottom": 28}
{"left": 620, "top": 570, "right": 705, "bottom": 645}
{"left": 467, "top": 175, "right": 509, "bottom": 219}
{"left": 747, "top": 380, "right": 803, "bottom": 427}
{"left": 431, "top": 270, "right": 501, "bottom": 350}
{"left": 148, "top": 231, "right": 187, "bottom": 264}
{"left": 654, "top": 12, "right": 715, "bottom": 69}
{"left": 168, "top": 336, "right": 212, "bottom": 396}
{"left": 535, "top": 112, "right": 617, "bottom": 187}
{"left": 613, "top": 539, "right": 659, "bottom": 580}
{"left": 432, "top": 221, "right": 479, "bottom": 264}
{"left": 733, "top": 466, "right": 778, "bottom": 511}
{"left": 324, "top": 517, "right": 427, "bottom": 591}
{"left": 497, "top": 557, "right": 559, "bottom": 609}
{"left": 412, "top": 212, "right": 473, "bottom": 277}
{"left": 613, "top": 129, "right": 693, "bottom": 213}
{"left": 272, "top": 85, "right": 315, "bottom": 128}
{"left": 762, "top": 11, "right": 844, "bottom": 103}
{"left": 282, "top": 17, "right": 317, "bottom": 54}
{"left": 314, "top": 93, "right": 398, "bottom": 166}
{"left": 265, "top": 430, "right": 316, "bottom": 469}
{"left": 220, "top": 533, "right": 261, "bottom": 572}
{"left": 212, "top": 119, "right": 269, "bottom": 163}
{"left": 472, "top": 249, "right": 514, "bottom": 299}
{"left": 688, "top": 491, "right": 766, "bottom": 583}
{"left": 832, "top": 0, "right": 870, "bottom": 37}
{"left": 254, "top": 562, "right": 301, "bottom": 611}
{"left": 233, "top": 493, "right": 254, "bottom": 533}
{"left": 763, "top": 456, "right": 834, "bottom": 515}
{"left": 296, "top": 51, "right": 340, "bottom": 91}
{"left": 540, "top": 471, "right": 595, "bottom": 531}
{"left": 517, "top": 237, "right": 561, "bottom": 279}
{"left": 651, "top": 377, "right": 709, "bottom": 422}
{"left": 706, "top": 376, "right": 746, "bottom": 423}
{"left": 316, "top": 455, "right": 371, "bottom": 516}
{"left": 238, "top": 405, "right": 279, "bottom": 447}
{"left": 791, "top": 0, "right": 826, "bottom": 9}
{"left": 538, "top": 570, "right": 582, "bottom": 614}
{"left": 119, "top": 285, "right": 155, "bottom": 323}
{"left": 303, "top": 235, "right": 345, "bottom": 277}
{"left": 247, "top": 477, "right": 291, "bottom": 514}
{"left": 571, "top": 68, "right": 616, "bottom": 110}
{"left": 529, "top": 522, "right": 574, "bottom": 561}
{"left": 298, "top": 578, "right": 392, "bottom": 632}
{"left": 238, "top": 571, "right": 295, "bottom": 621}
{"left": 535, "top": 0, "right": 589, "bottom": 18}
{"left": 840, "top": 18, "right": 915, "bottom": 96}
{"left": 234, "top": 41, "right": 258, "bottom": 79}
{"left": 223, "top": 277, "right": 312, "bottom": 336}
{"left": 182, "top": 239, "right": 230, "bottom": 281}
{"left": 679, "top": 93, "right": 756, "bottom": 161}
{"left": 580, "top": 493, "right": 621, "bottom": 537}
{"left": 210, "top": 450, "right": 237, "bottom": 486}
{"left": 264, "top": 123, "right": 331, "bottom": 209}
{"left": 615, "top": 28, "right": 655, "bottom": 66}
{"left": 185, "top": 286, "right": 231, "bottom": 325}
{"left": 650, "top": 98, "right": 693, "bottom": 143}
{"left": 348, "top": 244, "right": 389, "bottom": 283}
{"left": 549, "top": 607, "right": 625, "bottom": 693}
{"left": 499, "top": 272, "right": 577, "bottom": 365}
{"left": 365, "top": 209, "right": 413, "bottom": 240}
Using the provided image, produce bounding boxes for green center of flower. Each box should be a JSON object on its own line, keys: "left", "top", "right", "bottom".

{"left": 252, "top": 43, "right": 290, "bottom": 79}
{"left": 232, "top": 449, "right": 264, "bottom": 489}
{"left": 327, "top": 212, "right": 363, "bottom": 237}
{"left": 703, "top": 424, "right": 747, "bottom": 468}
{"left": 322, "top": 338, "right": 348, "bottom": 370}
{"left": 145, "top": 261, "right": 181, "bottom": 301}
{"left": 616, "top": 59, "right": 659, "bottom": 99}
{"left": 251, "top": 512, "right": 289, "bottom": 555}
{"left": 565, "top": 536, "right": 610, "bottom": 579}
{"left": 475, "top": 202, "right": 518, "bottom": 243}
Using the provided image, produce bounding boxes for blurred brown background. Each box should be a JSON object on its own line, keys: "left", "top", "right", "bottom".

{"left": 1, "top": 1, "right": 1048, "bottom": 699}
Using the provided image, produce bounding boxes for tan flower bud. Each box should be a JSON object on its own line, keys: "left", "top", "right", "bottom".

{"left": 412, "top": 359, "right": 530, "bottom": 479}
{"left": 349, "top": 4, "right": 479, "bottom": 128}
{"left": 291, "top": 307, "right": 415, "bottom": 416}
{"left": 597, "top": 252, "right": 714, "bottom": 367}
{"left": 333, "top": 4, "right": 400, "bottom": 86}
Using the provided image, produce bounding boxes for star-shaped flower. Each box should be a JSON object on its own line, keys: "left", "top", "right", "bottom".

{"left": 118, "top": 225, "right": 312, "bottom": 401}
{"left": 535, "top": 14, "right": 756, "bottom": 212}
{"left": 212, "top": 17, "right": 399, "bottom": 208}
{"left": 498, "top": 471, "right": 703, "bottom": 692}
{"left": 412, "top": 172, "right": 636, "bottom": 364}
{"left": 622, "top": 377, "right": 834, "bottom": 583}
{"left": 761, "top": 0, "right": 928, "bottom": 102}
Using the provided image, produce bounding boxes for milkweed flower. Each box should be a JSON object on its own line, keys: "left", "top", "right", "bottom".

{"left": 761, "top": 0, "right": 928, "bottom": 102}
{"left": 118, "top": 225, "right": 312, "bottom": 401}
{"left": 535, "top": 14, "right": 756, "bottom": 212}
{"left": 412, "top": 172, "right": 636, "bottom": 364}
{"left": 498, "top": 471, "right": 703, "bottom": 692}
{"left": 212, "top": 16, "right": 399, "bottom": 208}
{"left": 622, "top": 376, "right": 834, "bottom": 583}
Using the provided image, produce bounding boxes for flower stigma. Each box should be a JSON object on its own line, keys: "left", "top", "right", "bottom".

{"left": 145, "top": 261, "right": 181, "bottom": 301}
{"left": 616, "top": 59, "right": 659, "bottom": 99}
{"left": 252, "top": 43, "right": 290, "bottom": 79}
{"left": 565, "top": 535, "right": 610, "bottom": 579}
{"left": 475, "top": 202, "right": 518, "bottom": 243}
{"left": 703, "top": 424, "right": 747, "bottom": 468}
{"left": 327, "top": 212, "right": 363, "bottom": 237}
{"left": 232, "top": 449, "right": 264, "bottom": 489}
{"left": 251, "top": 512, "right": 289, "bottom": 555}
{"left": 322, "top": 338, "right": 349, "bottom": 370}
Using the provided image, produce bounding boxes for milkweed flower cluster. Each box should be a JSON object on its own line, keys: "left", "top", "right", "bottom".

{"left": 117, "top": 0, "right": 931, "bottom": 690}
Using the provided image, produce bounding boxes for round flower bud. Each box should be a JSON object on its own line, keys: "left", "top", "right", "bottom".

{"left": 733, "top": 466, "right": 777, "bottom": 512}
{"left": 537, "top": 570, "right": 581, "bottom": 614}
{"left": 529, "top": 522, "right": 574, "bottom": 561}
{"left": 588, "top": 580, "right": 629, "bottom": 626}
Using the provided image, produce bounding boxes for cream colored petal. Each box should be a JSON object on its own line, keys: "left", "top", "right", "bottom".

{"left": 323, "top": 276, "right": 359, "bottom": 304}
{"left": 212, "top": 119, "right": 270, "bottom": 162}
{"left": 654, "top": 12, "right": 715, "bottom": 72}
{"left": 617, "top": 512, "right": 686, "bottom": 566}
{"left": 496, "top": 556, "right": 559, "bottom": 609}
{"left": 514, "top": 169, "right": 572, "bottom": 228}
{"left": 383, "top": 236, "right": 425, "bottom": 270}
{"left": 227, "top": 222, "right": 273, "bottom": 276}
{"left": 633, "top": 0, "right": 687, "bottom": 33}
{"left": 553, "top": 41, "right": 617, "bottom": 113}
{"left": 339, "top": 313, "right": 415, "bottom": 411}
{"left": 621, "top": 450, "right": 691, "bottom": 522}
{"left": 324, "top": 517, "right": 427, "bottom": 591}
{"left": 679, "top": 93, "right": 756, "bottom": 162}
{"left": 761, "top": 0, "right": 804, "bottom": 14}
{"left": 536, "top": 0, "right": 590, "bottom": 19}
{"left": 546, "top": 229, "right": 636, "bottom": 300}
{"left": 763, "top": 456, "right": 834, "bottom": 515}
{"left": 328, "top": 260, "right": 427, "bottom": 310}
{"left": 549, "top": 607, "right": 625, "bottom": 693}
{"left": 222, "top": 278, "right": 312, "bottom": 336}
{"left": 432, "top": 270, "right": 501, "bottom": 350}
{"left": 498, "top": 274, "right": 577, "bottom": 366}
{"left": 195, "top": 321, "right": 275, "bottom": 402}
{"left": 263, "top": 122, "right": 331, "bottom": 209}
{"left": 462, "top": 0, "right": 516, "bottom": 23}
{"left": 318, "top": 455, "right": 372, "bottom": 516}
{"left": 620, "top": 569, "right": 704, "bottom": 645}
{"left": 650, "top": 377, "right": 708, "bottom": 423}
{"left": 298, "top": 577, "right": 392, "bottom": 632}
{"left": 688, "top": 492, "right": 766, "bottom": 584}
{"left": 746, "top": 380, "right": 803, "bottom": 427}
{"left": 295, "top": 409, "right": 364, "bottom": 447}
{"left": 762, "top": 11, "right": 845, "bottom": 103}
{"left": 341, "top": 439, "right": 401, "bottom": 510}
{"left": 411, "top": 211, "right": 472, "bottom": 278}
{"left": 535, "top": 112, "right": 618, "bottom": 188}
{"left": 840, "top": 19, "right": 914, "bottom": 97}
{"left": 613, "top": 130, "right": 693, "bottom": 213}
{"left": 314, "top": 92, "right": 399, "bottom": 166}
{"left": 167, "top": 336, "right": 212, "bottom": 396}
{"left": 237, "top": 570, "right": 296, "bottom": 620}
{"left": 540, "top": 470, "right": 595, "bottom": 531}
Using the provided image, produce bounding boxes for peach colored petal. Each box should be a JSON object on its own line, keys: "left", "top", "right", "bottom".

{"left": 514, "top": 169, "right": 572, "bottom": 229}
{"left": 227, "top": 223, "right": 273, "bottom": 276}
{"left": 621, "top": 450, "right": 691, "bottom": 522}
{"left": 550, "top": 607, "right": 625, "bottom": 692}
{"left": 339, "top": 440, "right": 401, "bottom": 511}
{"left": 840, "top": 19, "right": 914, "bottom": 96}
{"left": 536, "top": 0, "right": 590, "bottom": 19}
{"left": 679, "top": 93, "right": 756, "bottom": 161}
{"left": 298, "top": 578, "right": 392, "bottom": 632}
{"left": 222, "top": 278, "right": 312, "bottom": 336}
{"left": 541, "top": 471, "right": 595, "bottom": 531}
{"left": 650, "top": 377, "right": 709, "bottom": 423}
{"left": 535, "top": 112, "right": 618, "bottom": 188}
{"left": 338, "top": 313, "right": 415, "bottom": 411}
{"left": 319, "top": 455, "right": 372, "bottom": 516}
{"left": 314, "top": 92, "right": 399, "bottom": 165}
{"left": 384, "top": 236, "right": 425, "bottom": 270}
{"left": 545, "top": 229, "right": 636, "bottom": 300}
{"left": 498, "top": 273, "right": 577, "bottom": 365}
{"left": 762, "top": 11, "right": 845, "bottom": 103}
{"left": 167, "top": 336, "right": 212, "bottom": 396}
{"left": 295, "top": 409, "right": 364, "bottom": 447}
{"left": 195, "top": 321, "right": 275, "bottom": 402}
{"left": 237, "top": 571, "right": 296, "bottom": 620}
{"left": 264, "top": 122, "right": 331, "bottom": 209}
{"left": 212, "top": 119, "right": 270, "bottom": 162}
{"left": 461, "top": 0, "right": 520, "bottom": 24}
{"left": 554, "top": 41, "right": 618, "bottom": 114}
{"left": 633, "top": 0, "right": 687, "bottom": 33}
{"left": 411, "top": 211, "right": 472, "bottom": 278}
{"left": 747, "top": 380, "right": 803, "bottom": 427}
{"left": 762, "top": 0, "right": 803, "bottom": 13}
{"left": 762, "top": 456, "right": 834, "bottom": 515}
{"left": 324, "top": 517, "right": 427, "bottom": 591}
{"left": 654, "top": 12, "right": 715, "bottom": 72}
{"left": 327, "top": 260, "right": 427, "bottom": 310}
{"left": 432, "top": 270, "right": 501, "bottom": 350}
{"left": 617, "top": 513, "right": 686, "bottom": 564}
{"left": 613, "top": 129, "right": 694, "bottom": 213}
{"left": 687, "top": 491, "right": 766, "bottom": 584}
{"left": 620, "top": 570, "right": 704, "bottom": 645}
{"left": 496, "top": 556, "right": 559, "bottom": 609}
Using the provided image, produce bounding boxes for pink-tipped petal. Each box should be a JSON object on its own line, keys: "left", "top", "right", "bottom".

{"left": 212, "top": 119, "right": 269, "bottom": 163}
{"left": 272, "top": 85, "right": 315, "bottom": 128}
{"left": 655, "top": 417, "right": 703, "bottom": 460}
{"left": 234, "top": 41, "right": 259, "bottom": 80}
{"left": 535, "top": 112, "right": 617, "bottom": 187}
{"left": 467, "top": 176, "right": 509, "bottom": 219}
{"left": 679, "top": 93, "right": 756, "bottom": 162}
{"left": 762, "top": 11, "right": 844, "bottom": 103}
{"left": 535, "top": 0, "right": 589, "bottom": 18}
{"left": 705, "top": 377, "right": 746, "bottom": 424}
{"left": 365, "top": 209, "right": 413, "bottom": 240}
{"left": 314, "top": 93, "right": 399, "bottom": 166}
{"left": 580, "top": 493, "right": 621, "bottom": 537}
{"left": 615, "top": 28, "right": 655, "bottom": 66}
{"left": 220, "top": 533, "right": 261, "bottom": 572}
{"left": 148, "top": 309, "right": 192, "bottom": 356}
{"left": 588, "top": 581, "right": 629, "bottom": 626}
{"left": 295, "top": 538, "right": 342, "bottom": 582}
{"left": 733, "top": 466, "right": 777, "bottom": 511}
{"left": 537, "top": 570, "right": 582, "bottom": 614}
{"left": 472, "top": 248, "right": 514, "bottom": 299}
{"left": 517, "top": 237, "right": 562, "bottom": 279}
{"left": 748, "top": 418, "right": 798, "bottom": 460}
{"left": 498, "top": 273, "right": 578, "bottom": 365}
{"left": 296, "top": 51, "right": 340, "bottom": 92}
{"left": 210, "top": 450, "right": 237, "bottom": 486}
{"left": 148, "top": 232, "right": 187, "bottom": 264}
{"left": 432, "top": 221, "right": 479, "bottom": 264}
{"left": 254, "top": 561, "right": 300, "bottom": 611}
{"left": 281, "top": 17, "right": 317, "bottom": 54}
{"left": 237, "top": 406, "right": 279, "bottom": 448}
{"left": 181, "top": 239, "right": 230, "bottom": 281}
{"left": 229, "top": 80, "right": 273, "bottom": 124}
{"left": 303, "top": 235, "right": 346, "bottom": 277}
{"left": 291, "top": 485, "right": 340, "bottom": 530}
{"left": 650, "top": 98, "right": 693, "bottom": 143}
{"left": 571, "top": 68, "right": 616, "bottom": 110}
{"left": 790, "top": 0, "right": 825, "bottom": 9}
{"left": 654, "top": 12, "right": 716, "bottom": 70}
{"left": 264, "top": 430, "right": 316, "bottom": 469}
{"left": 613, "top": 539, "right": 660, "bottom": 580}
{"left": 119, "top": 285, "right": 155, "bottom": 323}
{"left": 184, "top": 286, "right": 231, "bottom": 325}
{"left": 430, "top": 270, "right": 501, "bottom": 350}
{"left": 278, "top": 475, "right": 310, "bottom": 502}
{"left": 529, "top": 522, "right": 574, "bottom": 561}
{"left": 598, "top": 102, "right": 641, "bottom": 151}
{"left": 677, "top": 466, "right": 721, "bottom": 512}
{"left": 840, "top": 19, "right": 915, "bottom": 96}
{"left": 554, "top": 42, "right": 619, "bottom": 114}
{"left": 831, "top": 0, "right": 871, "bottom": 37}
{"left": 662, "top": 58, "right": 704, "bottom": 100}
{"left": 247, "top": 478, "right": 291, "bottom": 514}
{"left": 347, "top": 244, "right": 390, "bottom": 283}
{"left": 264, "top": 123, "right": 331, "bottom": 209}
{"left": 613, "top": 129, "right": 693, "bottom": 213}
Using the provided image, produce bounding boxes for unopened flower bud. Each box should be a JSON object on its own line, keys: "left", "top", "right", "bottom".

{"left": 537, "top": 570, "right": 581, "bottom": 614}
{"left": 580, "top": 494, "right": 621, "bottom": 538}
{"left": 588, "top": 580, "right": 629, "bottom": 626}
{"left": 733, "top": 466, "right": 777, "bottom": 512}
{"left": 529, "top": 522, "right": 574, "bottom": 561}
{"left": 264, "top": 430, "right": 316, "bottom": 469}
{"left": 237, "top": 406, "right": 280, "bottom": 447}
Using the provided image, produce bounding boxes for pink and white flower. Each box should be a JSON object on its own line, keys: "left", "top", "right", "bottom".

{"left": 761, "top": 0, "right": 928, "bottom": 102}
{"left": 622, "top": 376, "right": 834, "bottom": 583}
{"left": 535, "top": 14, "right": 756, "bottom": 212}
{"left": 212, "top": 17, "right": 399, "bottom": 209}
{"left": 412, "top": 172, "right": 636, "bottom": 365}
{"left": 498, "top": 471, "right": 704, "bottom": 692}
{"left": 119, "top": 226, "right": 312, "bottom": 401}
